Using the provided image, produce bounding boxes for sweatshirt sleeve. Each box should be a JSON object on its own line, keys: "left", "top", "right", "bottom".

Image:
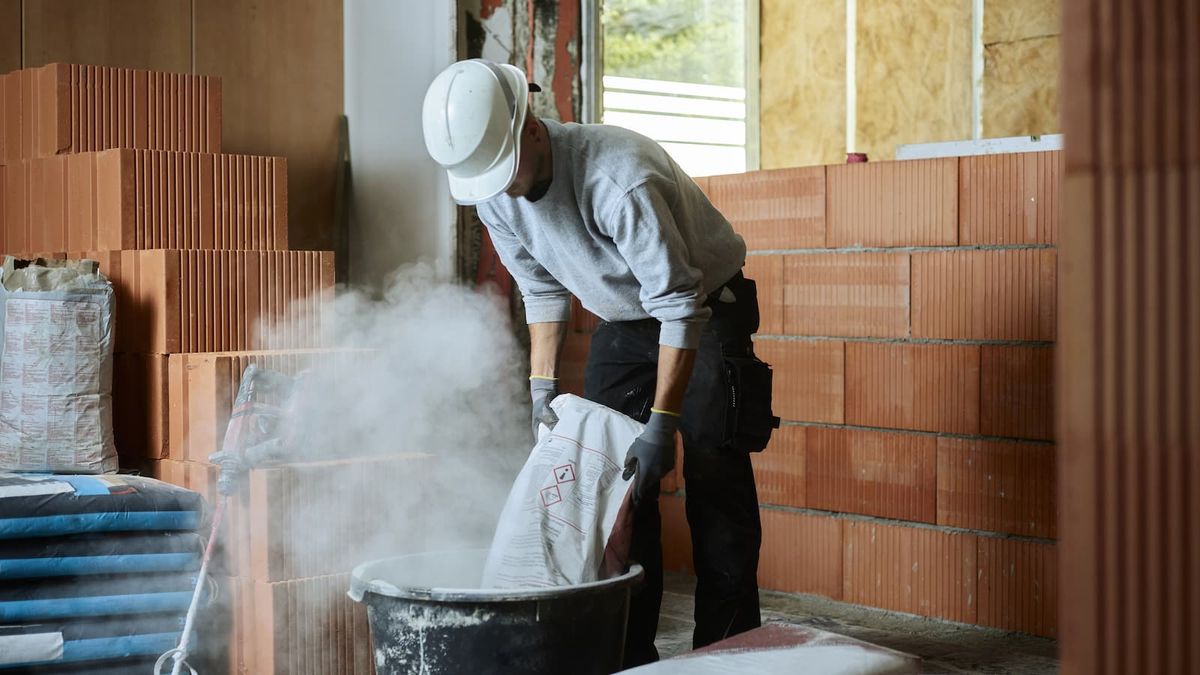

{"left": 604, "top": 182, "right": 711, "bottom": 349}
{"left": 480, "top": 218, "right": 573, "bottom": 324}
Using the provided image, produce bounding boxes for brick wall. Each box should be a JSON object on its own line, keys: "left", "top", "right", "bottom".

{"left": 0, "top": 61, "right": 377, "bottom": 674}
{"left": 565, "top": 151, "right": 1062, "bottom": 638}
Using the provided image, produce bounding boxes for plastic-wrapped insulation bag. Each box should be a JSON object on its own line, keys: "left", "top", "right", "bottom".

{"left": 0, "top": 257, "right": 117, "bottom": 473}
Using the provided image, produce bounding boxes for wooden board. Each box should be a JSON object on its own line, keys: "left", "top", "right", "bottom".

{"left": 983, "top": 36, "right": 1060, "bottom": 138}
{"left": 856, "top": 0, "right": 972, "bottom": 161}
{"left": 0, "top": 0, "right": 20, "bottom": 74}
{"left": 23, "top": 0, "right": 192, "bottom": 71}
{"left": 982, "top": 0, "right": 1059, "bottom": 44}
{"left": 760, "top": 0, "right": 845, "bottom": 169}
{"left": 194, "top": 0, "right": 343, "bottom": 251}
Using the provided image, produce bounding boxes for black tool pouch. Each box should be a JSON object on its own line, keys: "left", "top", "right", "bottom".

{"left": 721, "top": 353, "right": 781, "bottom": 453}
{"left": 702, "top": 271, "right": 781, "bottom": 452}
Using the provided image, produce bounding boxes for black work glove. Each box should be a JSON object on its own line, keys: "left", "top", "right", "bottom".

{"left": 529, "top": 377, "right": 559, "bottom": 439}
{"left": 622, "top": 410, "right": 679, "bottom": 506}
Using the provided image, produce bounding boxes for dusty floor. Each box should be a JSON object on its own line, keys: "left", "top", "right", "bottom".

{"left": 655, "top": 573, "right": 1058, "bottom": 674}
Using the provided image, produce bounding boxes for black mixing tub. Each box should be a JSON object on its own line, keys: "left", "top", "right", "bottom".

{"left": 349, "top": 549, "right": 643, "bottom": 674}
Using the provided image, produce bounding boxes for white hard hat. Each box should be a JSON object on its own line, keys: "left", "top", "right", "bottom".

{"left": 422, "top": 59, "right": 534, "bottom": 205}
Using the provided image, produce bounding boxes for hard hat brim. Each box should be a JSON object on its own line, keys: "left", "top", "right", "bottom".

{"left": 447, "top": 64, "right": 530, "bottom": 205}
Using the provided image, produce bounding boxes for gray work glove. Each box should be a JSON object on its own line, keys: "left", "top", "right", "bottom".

{"left": 622, "top": 411, "right": 679, "bottom": 506}
{"left": 530, "top": 377, "right": 559, "bottom": 439}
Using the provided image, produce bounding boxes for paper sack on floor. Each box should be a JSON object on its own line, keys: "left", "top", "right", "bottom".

{"left": 483, "top": 394, "right": 640, "bottom": 588}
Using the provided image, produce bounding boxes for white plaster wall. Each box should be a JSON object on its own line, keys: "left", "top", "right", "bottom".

{"left": 345, "top": 0, "right": 457, "bottom": 284}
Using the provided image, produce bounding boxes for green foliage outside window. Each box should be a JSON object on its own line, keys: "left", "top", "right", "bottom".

{"left": 602, "top": 0, "right": 744, "bottom": 87}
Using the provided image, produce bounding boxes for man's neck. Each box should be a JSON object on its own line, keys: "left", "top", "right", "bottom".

{"left": 522, "top": 120, "right": 555, "bottom": 202}
{"left": 536, "top": 119, "right": 554, "bottom": 185}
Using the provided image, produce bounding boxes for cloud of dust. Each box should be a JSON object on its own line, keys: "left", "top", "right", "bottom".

{"left": 247, "top": 263, "right": 532, "bottom": 577}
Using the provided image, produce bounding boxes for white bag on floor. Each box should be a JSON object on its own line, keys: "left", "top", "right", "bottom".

{"left": 0, "top": 257, "right": 117, "bottom": 473}
{"left": 483, "top": 394, "right": 639, "bottom": 588}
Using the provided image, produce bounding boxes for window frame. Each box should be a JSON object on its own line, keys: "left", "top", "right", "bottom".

{"left": 581, "top": 0, "right": 761, "bottom": 174}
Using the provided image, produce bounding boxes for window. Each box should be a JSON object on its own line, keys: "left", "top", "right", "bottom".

{"left": 587, "top": 0, "right": 759, "bottom": 177}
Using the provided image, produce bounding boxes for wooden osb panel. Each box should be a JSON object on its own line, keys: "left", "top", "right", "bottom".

{"left": 195, "top": 0, "right": 343, "bottom": 251}
{"left": 23, "top": 0, "right": 192, "bottom": 71}
{"left": 0, "top": 0, "right": 19, "bottom": 73}
{"left": 983, "top": 36, "right": 1060, "bottom": 138}
{"left": 856, "top": 0, "right": 972, "bottom": 161}
{"left": 983, "top": 0, "right": 1060, "bottom": 44}
{"left": 760, "top": 0, "right": 845, "bottom": 169}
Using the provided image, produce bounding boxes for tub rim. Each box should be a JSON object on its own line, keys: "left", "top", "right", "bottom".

{"left": 348, "top": 548, "right": 644, "bottom": 603}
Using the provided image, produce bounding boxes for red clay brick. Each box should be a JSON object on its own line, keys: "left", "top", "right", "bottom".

{"left": 827, "top": 158, "right": 958, "bottom": 247}
{"left": 0, "top": 165, "right": 5, "bottom": 248}
{"left": 153, "top": 458, "right": 218, "bottom": 505}
{"left": 101, "top": 66, "right": 112, "bottom": 151}
{"left": 66, "top": 153, "right": 96, "bottom": 250}
{"left": 760, "top": 508, "right": 843, "bottom": 599}
{"left": 38, "top": 156, "right": 68, "bottom": 251}
{"left": 133, "top": 69, "right": 148, "bottom": 149}
{"left": 706, "top": 166, "right": 826, "bottom": 250}
{"left": 977, "top": 537, "right": 1058, "bottom": 637}
{"left": 980, "top": 345, "right": 1055, "bottom": 440}
{"left": 753, "top": 339, "right": 844, "bottom": 423}
{"left": 207, "top": 76, "right": 223, "bottom": 154}
{"left": 3, "top": 160, "right": 27, "bottom": 254}
{"left": 912, "top": 249, "right": 1057, "bottom": 341}
{"left": 742, "top": 254, "right": 783, "bottom": 335}
{"left": 26, "top": 159, "right": 46, "bottom": 252}
{"left": 937, "top": 437, "right": 1057, "bottom": 538}
{"left": 807, "top": 426, "right": 936, "bottom": 523}
{"left": 2, "top": 73, "right": 20, "bottom": 163}
{"left": 783, "top": 252, "right": 910, "bottom": 337}
{"left": 246, "top": 573, "right": 374, "bottom": 675}
{"left": 960, "top": 151, "right": 1062, "bottom": 245}
{"left": 36, "top": 64, "right": 70, "bottom": 158}
{"left": 52, "top": 149, "right": 286, "bottom": 250}
{"left": 96, "top": 250, "right": 331, "bottom": 354}
{"left": 846, "top": 342, "right": 981, "bottom": 435}
{"left": 224, "top": 454, "right": 429, "bottom": 582}
{"left": 20, "top": 69, "right": 34, "bottom": 160}
{"left": 163, "top": 349, "right": 369, "bottom": 463}
{"left": 0, "top": 74, "right": 9, "bottom": 162}
{"left": 843, "top": 520, "right": 978, "bottom": 624}
{"left": 751, "top": 424, "right": 806, "bottom": 508}
{"left": 112, "top": 353, "right": 170, "bottom": 464}
{"left": 2, "top": 64, "right": 217, "bottom": 161}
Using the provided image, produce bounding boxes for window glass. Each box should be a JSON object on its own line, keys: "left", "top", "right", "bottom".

{"left": 602, "top": 0, "right": 748, "bottom": 176}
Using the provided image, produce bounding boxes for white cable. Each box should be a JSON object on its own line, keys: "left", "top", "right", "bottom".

{"left": 155, "top": 495, "right": 227, "bottom": 675}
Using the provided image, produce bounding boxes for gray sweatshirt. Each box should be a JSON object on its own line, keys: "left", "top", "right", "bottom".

{"left": 476, "top": 120, "right": 746, "bottom": 349}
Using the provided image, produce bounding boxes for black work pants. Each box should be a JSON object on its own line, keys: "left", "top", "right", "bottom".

{"left": 583, "top": 273, "right": 763, "bottom": 669}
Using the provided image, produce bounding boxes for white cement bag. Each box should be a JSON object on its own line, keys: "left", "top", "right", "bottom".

{"left": 0, "top": 257, "right": 117, "bottom": 473}
{"left": 483, "top": 394, "right": 639, "bottom": 588}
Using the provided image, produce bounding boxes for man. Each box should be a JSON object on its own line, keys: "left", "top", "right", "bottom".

{"left": 422, "top": 59, "right": 765, "bottom": 666}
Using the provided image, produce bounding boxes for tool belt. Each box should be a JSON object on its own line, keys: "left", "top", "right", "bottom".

{"left": 707, "top": 271, "right": 781, "bottom": 453}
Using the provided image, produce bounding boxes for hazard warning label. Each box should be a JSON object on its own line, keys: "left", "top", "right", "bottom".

{"left": 553, "top": 463, "right": 576, "bottom": 484}
{"left": 539, "top": 485, "right": 562, "bottom": 507}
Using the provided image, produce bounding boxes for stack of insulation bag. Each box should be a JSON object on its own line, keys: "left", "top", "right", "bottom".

{"left": 0, "top": 474, "right": 206, "bottom": 672}
{"left": 0, "top": 258, "right": 209, "bottom": 672}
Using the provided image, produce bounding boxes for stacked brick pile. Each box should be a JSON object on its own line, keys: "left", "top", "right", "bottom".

{"left": 560, "top": 152, "right": 1061, "bottom": 638}
{"left": 0, "top": 63, "right": 416, "bottom": 673}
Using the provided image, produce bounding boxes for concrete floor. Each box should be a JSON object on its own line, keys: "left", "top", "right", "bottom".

{"left": 656, "top": 573, "right": 1058, "bottom": 674}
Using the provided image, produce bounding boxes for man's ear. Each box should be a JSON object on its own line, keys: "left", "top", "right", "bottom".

{"left": 525, "top": 115, "right": 540, "bottom": 139}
